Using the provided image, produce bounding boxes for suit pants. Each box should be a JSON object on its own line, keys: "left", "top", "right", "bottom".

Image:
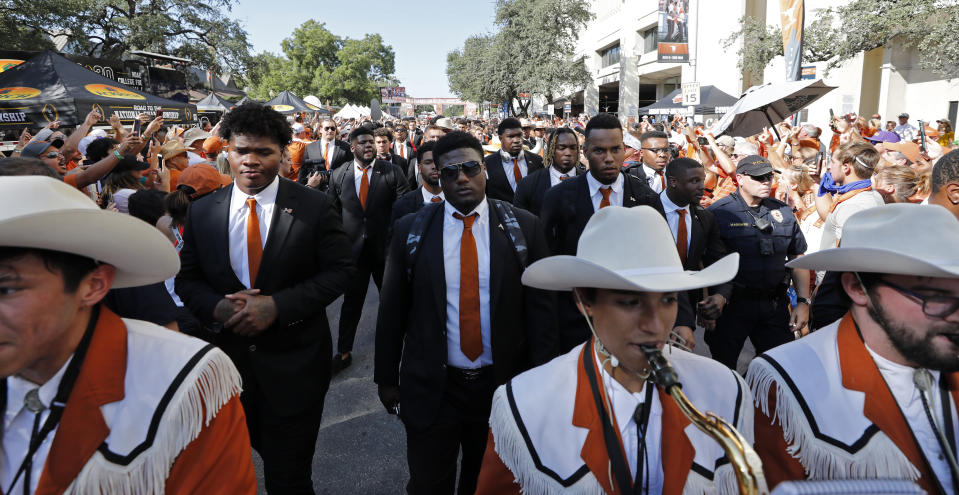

{"left": 404, "top": 368, "right": 495, "bottom": 495}
{"left": 705, "top": 289, "right": 792, "bottom": 370}
{"left": 337, "top": 247, "right": 385, "bottom": 354}
{"left": 241, "top": 363, "right": 329, "bottom": 494}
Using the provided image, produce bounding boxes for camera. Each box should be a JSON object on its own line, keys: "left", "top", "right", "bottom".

{"left": 697, "top": 136, "right": 709, "bottom": 146}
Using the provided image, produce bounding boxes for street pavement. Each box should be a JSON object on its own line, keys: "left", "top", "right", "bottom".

{"left": 252, "top": 281, "right": 754, "bottom": 494}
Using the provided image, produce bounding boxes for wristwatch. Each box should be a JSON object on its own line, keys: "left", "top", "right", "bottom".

{"left": 796, "top": 297, "right": 810, "bottom": 305}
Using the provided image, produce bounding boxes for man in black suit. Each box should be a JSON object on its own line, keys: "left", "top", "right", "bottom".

{"left": 392, "top": 123, "right": 415, "bottom": 161}
{"left": 175, "top": 104, "right": 354, "bottom": 494}
{"left": 375, "top": 131, "right": 557, "bottom": 495}
{"left": 539, "top": 113, "right": 665, "bottom": 352}
{"left": 391, "top": 141, "right": 444, "bottom": 225}
{"left": 406, "top": 124, "right": 448, "bottom": 189}
{"left": 483, "top": 117, "right": 543, "bottom": 203}
{"left": 299, "top": 118, "right": 354, "bottom": 189}
{"left": 513, "top": 126, "right": 585, "bottom": 216}
{"left": 660, "top": 158, "right": 730, "bottom": 348}
{"left": 328, "top": 125, "right": 410, "bottom": 372}
{"left": 624, "top": 130, "right": 670, "bottom": 194}
{"left": 374, "top": 126, "right": 409, "bottom": 178}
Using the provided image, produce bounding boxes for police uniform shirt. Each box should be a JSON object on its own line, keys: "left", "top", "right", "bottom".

{"left": 707, "top": 192, "right": 807, "bottom": 289}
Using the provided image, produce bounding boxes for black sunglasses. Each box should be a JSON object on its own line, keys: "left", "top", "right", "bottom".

{"left": 748, "top": 173, "right": 774, "bottom": 183}
{"left": 439, "top": 160, "right": 483, "bottom": 182}
{"left": 323, "top": 126, "right": 336, "bottom": 131}
{"left": 875, "top": 278, "right": 959, "bottom": 319}
{"left": 642, "top": 147, "right": 670, "bottom": 155}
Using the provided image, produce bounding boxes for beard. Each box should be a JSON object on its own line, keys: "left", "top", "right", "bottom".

{"left": 868, "top": 302, "right": 959, "bottom": 372}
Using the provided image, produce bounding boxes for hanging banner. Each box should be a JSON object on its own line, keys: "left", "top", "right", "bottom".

{"left": 780, "top": 0, "right": 805, "bottom": 81}
{"left": 657, "top": 0, "right": 690, "bottom": 63}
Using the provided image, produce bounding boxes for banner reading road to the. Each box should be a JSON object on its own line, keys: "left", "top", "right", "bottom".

{"left": 657, "top": 0, "right": 690, "bottom": 63}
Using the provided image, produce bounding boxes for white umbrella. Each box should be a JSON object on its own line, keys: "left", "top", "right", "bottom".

{"left": 304, "top": 95, "right": 322, "bottom": 107}
{"left": 712, "top": 79, "right": 836, "bottom": 138}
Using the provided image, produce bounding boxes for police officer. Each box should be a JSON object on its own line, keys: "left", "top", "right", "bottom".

{"left": 705, "top": 155, "right": 810, "bottom": 370}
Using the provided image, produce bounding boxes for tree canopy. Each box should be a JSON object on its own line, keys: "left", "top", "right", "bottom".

{"left": 244, "top": 20, "right": 396, "bottom": 105}
{"left": 446, "top": 0, "right": 593, "bottom": 116}
{"left": 0, "top": 0, "right": 251, "bottom": 74}
{"left": 723, "top": 0, "right": 959, "bottom": 79}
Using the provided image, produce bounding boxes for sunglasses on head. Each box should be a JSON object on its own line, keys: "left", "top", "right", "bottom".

{"left": 439, "top": 160, "right": 483, "bottom": 182}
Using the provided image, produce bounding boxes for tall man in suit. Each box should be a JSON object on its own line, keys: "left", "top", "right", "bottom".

{"left": 540, "top": 113, "right": 664, "bottom": 352}
{"left": 393, "top": 123, "right": 415, "bottom": 161}
{"left": 484, "top": 118, "right": 544, "bottom": 203}
{"left": 391, "top": 141, "right": 444, "bottom": 224}
{"left": 175, "top": 103, "right": 354, "bottom": 494}
{"left": 375, "top": 131, "right": 557, "bottom": 495}
{"left": 624, "top": 130, "right": 670, "bottom": 194}
{"left": 328, "top": 125, "right": 410, "bottom": 372}
{"left": 374, "top": 126, "right": 409, "bottom": 178}
{"left": 513, "top": 126, "right": 585, "bottom": 216}
{"left": 407, "top": 124, "right": 448, "bottom": 189}
{"left": 299, "top": 118, "right": 354, "bottom": 189}
{"left": 660, "top": 158, "right": 729, "bottom": 347}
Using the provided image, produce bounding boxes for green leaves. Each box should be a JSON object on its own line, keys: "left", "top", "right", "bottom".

{"left": 244, "top": 22, "right": 397, "bottom": 105}
{"left": 446, "top": 0, "right": 592, "bottom": 116}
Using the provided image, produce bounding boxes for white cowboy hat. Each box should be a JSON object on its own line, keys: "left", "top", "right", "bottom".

{"left": 522, "top": 206, "right": 739, "bottom": 292}
{"left": 786, "top": 204, "right": 959, "bottom": 277}
{"left": 0, "top": 176, "right": 180, "bottom": 288}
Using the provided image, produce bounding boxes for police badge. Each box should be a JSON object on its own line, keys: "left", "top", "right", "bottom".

{"left": 770, "top": 210, "right": 783, "bottom": 223}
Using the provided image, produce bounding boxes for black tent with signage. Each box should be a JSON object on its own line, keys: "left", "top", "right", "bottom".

{"left": 637, "top": 85, "right": 738, "bottom": 117}
{"left": 264, "top": 90, "right": 325, "bottom": 114}
{"left": 195, "top": 92, "right": 232, "bottom": 112}
{"left": 0, "top": 50, "right": 196, "bottom": 129}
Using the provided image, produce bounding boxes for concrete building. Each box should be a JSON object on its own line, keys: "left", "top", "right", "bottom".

{"left": 563, "top": 0, "right": 958, "bottom": 129}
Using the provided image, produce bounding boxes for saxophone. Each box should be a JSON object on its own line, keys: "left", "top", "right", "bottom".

{"left": 640, "top": 345, "right": 769, "bottom": 495}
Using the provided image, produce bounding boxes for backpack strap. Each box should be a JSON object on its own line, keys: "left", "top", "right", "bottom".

{"left": 489, "top": 199, "right": 529, "bottom": 268}
{"left": 405, "top": 202, "right": 444, "bottom": 281}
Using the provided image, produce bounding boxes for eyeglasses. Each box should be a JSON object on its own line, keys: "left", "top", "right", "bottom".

{"left": 747, "top": 173, "right": 774, "bottom": 183}
{"left": 875, "top": 278, "right": 959, "bottom": 319}
{"left": 439, "top": 160, "right": 483, "bottom": 182}
{"left": 642, "top": 147, "right": 670, "bottom": 155}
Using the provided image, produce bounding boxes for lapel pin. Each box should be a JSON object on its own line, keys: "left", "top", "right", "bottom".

{"left": 498, "top": 224, "right": 504, "bottom": 230}
{"left": 283, "top": 208, "right": 293, "bottom": 214}
{"left": 630, "top": 196, "right": 636, "bottom": 202}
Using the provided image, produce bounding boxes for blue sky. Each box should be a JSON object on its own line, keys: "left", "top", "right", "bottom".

{"left": 232, "top": 0, "right": 498, "bottom": 98}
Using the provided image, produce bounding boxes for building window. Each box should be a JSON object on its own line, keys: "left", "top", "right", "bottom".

{"left": 641, "top": 27, "right": 657, "bottom": 54}
{"left": 599, "top": 44, "right": 621, "bottom": 67}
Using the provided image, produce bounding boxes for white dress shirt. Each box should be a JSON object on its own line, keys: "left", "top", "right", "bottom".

{"left": 594, "top": 349, "right": 664, "bottom": 490}
{"left": 1, "top": 357, "right": 73, "bottom": 495}
{"left": 228, "top": 176, "right": 279, "bottom": 288}
{"left": 643, "top": 164, "right": 666, "bottom": 194}
{"left": 420, "top": 187, "right": 445, "bottom": 204}
{"left": 868, "top": 346, "right": 955, "bottom": 495}
{"left": 586, "top": 172, "right": 624, "bottom": 211}
{"left": 549, "top": 165, "right": 577, "bottom": 187}
{"left": 499, "top": 150, "right": 527, "bottom": 192}
{"left": 443, "top": 198, "right": 493, "bottom": 368}
{"left": 353, "top": 160, "right": 374, "bottom": 198}
{"left": 660, "top": 190, "right": 691, "bottom": 252}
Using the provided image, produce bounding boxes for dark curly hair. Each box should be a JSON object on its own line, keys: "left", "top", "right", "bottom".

{"left": 373, "top": 127, "right": 394, "bottom": 141}
{"left": 349, "top": 125, "right": 374, "bottom": 143}
{"left": 497, "top": 117, "right": 522, "bottom": 136}
{"left": 933, "top": 149, "right": 959, "bottom": 193}
{"left": 432, "top": 131, "right": 483, "bottom": 168}
{"left": 584, "top": 113, "right": 622, "bottom": 139}
{"left": 219, "top": 103, "right": 291, "bottom": 148}
{"left": 85, "top": 137, "right": 119, "bottom": 162}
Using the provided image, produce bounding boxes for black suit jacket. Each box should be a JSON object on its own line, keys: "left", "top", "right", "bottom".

{"left": 484, "top": 151, "right": 544, "bottom": 203}
{"left": 390, "top": 187, "right": 435, "bottom": 225}
{"left": 328, "top": 159, "right": 410, "bottom": 262}
{"left": 668, "top": 202, "right": 729, "bottom": 328}
{"left": 374, "top": 200, "right": 558, "bottom": 429}
{"left": 513, "top": 165, "right": 586, "bottom": 217}
{"left": 380, "top": 154, "right": 409, "bottom": 178}
{"left": 393, "top": 141, "right": 414, "bottom": 162}
{"left": 298, "top": 139, "right": 354, "bottom": 186}
{"left": 174, "top": 178, "right": 354, "bottom": 415}
{"left": 540, "top": 172, "right": 665, "bottom": 352}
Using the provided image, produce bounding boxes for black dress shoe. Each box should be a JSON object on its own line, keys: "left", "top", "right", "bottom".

{"left": 331, "top": 352, "right": 352, "bottom": 375}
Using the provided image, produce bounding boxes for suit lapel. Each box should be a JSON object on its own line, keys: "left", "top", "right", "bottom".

{"left": 211, "top": 186, "right": 245, "bottom": 289}
{"left": 423, "top": 207, "right": 447, "bottom": 330}
{"left": 837, "top": 312, "right": 938, "bottom": 488}
{"left": 367, "top": 160, "right": 384, "bottom": 207}
{"left": 622, "top": 176, "right": 641, "bottom": 207}
{"left": 257, "top": 179, "right": 298, "bottom": 287}
{"left": 687, "top": 208, "right": 705, "bottom": 267}
{"left": 575, "top": 175, "right": 594, "bottom": 232}
{"left": 487, "top": 204, "right": 508, "bottom": 323}
{"left": 35, "top": 308, "right": 127, "bottom": 495}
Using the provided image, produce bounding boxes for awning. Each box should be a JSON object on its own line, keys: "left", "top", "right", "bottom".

{"left": 637, "top": 85, "right": 738, "bottom": 116}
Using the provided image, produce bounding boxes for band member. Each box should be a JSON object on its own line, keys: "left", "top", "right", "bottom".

{"left": 748, "top": 204, "right": 959, "bottom": 493}
{"left": 476, "top": 206, "right": 753, "bottom": 494}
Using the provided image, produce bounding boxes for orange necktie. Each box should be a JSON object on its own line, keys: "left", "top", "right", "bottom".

{"left": 677, "top": 209, "right": 688, "bottom": 265}
{"left": 599, "top": 187, "right": 612, "bottom": 209}
{"left": 359, "top": 167, "right": 370, "bottom": 210}
{"left": 512, "top": 157, "right": 523, "bottom": 184}
{"left": 430, "top": 196, "right": 443, "bottom": 203}
{"left": 245, "top": 197, "right": 263, "bottom": 286}
{"left": 656, "top": 170, "right": 666, "bottom": 190}
{"left": 322, "top": 143, "right": 330, "bottom": 170}
{"left": 454, "top": 212, "right": 482, "bottom": 361}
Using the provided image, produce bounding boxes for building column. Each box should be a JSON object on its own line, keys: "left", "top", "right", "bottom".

{"left": 585, "top": 83, "right": 600, "bottom": 116}
{"left": 619, "top": 30, "right": 640, "bottom": 121}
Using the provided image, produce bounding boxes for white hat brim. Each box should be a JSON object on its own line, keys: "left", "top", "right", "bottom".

{"left": 787, "top": 248, "right": 959, "bottom": 278}
{"left": 522, "top": 252, "right": 740, "bottom": 293}
{"left": 0, "top": 209, "right": 180, "bottom": 288}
